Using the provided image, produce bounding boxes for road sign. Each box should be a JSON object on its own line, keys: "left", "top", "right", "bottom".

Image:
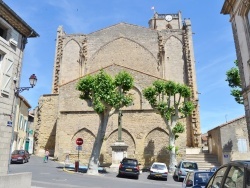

{"left": 76, "top": 138, "right": 83, "bottom": 145}
{"left": 76, "top": 146, "right": 82, "bottom": 151}
{"left": 7, "top": 121, "right": 12, "bottom": 127}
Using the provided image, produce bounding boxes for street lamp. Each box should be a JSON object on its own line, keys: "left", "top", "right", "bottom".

{"left": 15, "top": 74, "right": 37, "bottom": 95}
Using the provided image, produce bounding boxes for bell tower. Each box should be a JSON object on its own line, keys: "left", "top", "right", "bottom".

{"left": 148, "top": 12, "right": 183, "bottom": 30}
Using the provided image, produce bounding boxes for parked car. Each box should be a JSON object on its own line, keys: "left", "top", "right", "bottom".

{"left": 117, "top": 158, "right": 140, "bottom": 179}
{"left": 182, "top": 171, "right": 214, "bottom": 188}
{"left": 174, "top": 160, "right": 198, "bottom": 182}
{"left": 148, "top": 162, "right": 168, "bottom": 180}
{"left": 206, "top": 160, "right": 250, "bottom": 188}
{"left": 11, "top": 150, "right": 30, "bottom": 164}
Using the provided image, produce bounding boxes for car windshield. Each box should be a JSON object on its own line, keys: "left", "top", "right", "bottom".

{"left": 152, "top": 164, "right": 166, "bottom": 170}
{"left": 12, "top": 150, "right": 25, "bottom": 155}
{"left": 182, "top": 162, "right": 198, "bottom": 170}
{"left": 122, "top": 159, "right": 137, "bottom": 165}
{"left": 194, "top": 172, "right": 213, "bottom": 185}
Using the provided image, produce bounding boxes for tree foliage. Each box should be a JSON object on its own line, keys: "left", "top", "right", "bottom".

{"left": 225, "top": 60, "right": 243, "bottom": 104}
{"left": 76, "top": 70, "right": 134, "bottom": 113}
{"left": 143, "top": 80, "right": 194, "bottom": 122}
{"left": 143, "top": 80, "right": 194, "bottom": 172}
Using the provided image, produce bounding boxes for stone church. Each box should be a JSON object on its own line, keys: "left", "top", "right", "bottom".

{"left": 34, "top": 12, "right": 201, "bottom": 167}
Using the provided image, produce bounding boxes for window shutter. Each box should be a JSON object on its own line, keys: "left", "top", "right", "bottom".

{"left": 10, "top": 29, "right": 19, "bottom": 46}
{"left": 237, "top": 138, "right": 248, "bottom": 153}
{"left": 1, "top": 56, "right": 14, "bottom": 96}
{"left": 24, "top": 119, "right": 28, "bottom": 131}
{"left": 19, "top": 115, "right": 23, "bottom": 130}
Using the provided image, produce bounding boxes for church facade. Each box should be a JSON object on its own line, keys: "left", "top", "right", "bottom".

{"left": 34, "top": 12, "right": 201, "bottom": 167}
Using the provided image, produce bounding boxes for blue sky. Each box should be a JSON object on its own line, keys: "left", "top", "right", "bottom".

{"left": 4, "top": 0, "right": 245, "bottom": 133}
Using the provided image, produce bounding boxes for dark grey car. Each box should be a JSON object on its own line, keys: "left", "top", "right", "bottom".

{"left": 117, "top": 158, "right": 140, "bottom": 179}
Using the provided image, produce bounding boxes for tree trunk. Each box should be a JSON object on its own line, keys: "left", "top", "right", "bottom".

{"left": 168, "top": 131, "right": 177, "bottom": 173}
{"left": 165, "top": 118, "right": 177, "bottom": 173}
{"left": 87, "top": 111, "right": 109, "bottom": 175}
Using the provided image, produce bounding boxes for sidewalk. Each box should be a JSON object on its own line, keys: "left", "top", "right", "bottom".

{"left": 62, "top": 160, "right": 107, "bottom": 174}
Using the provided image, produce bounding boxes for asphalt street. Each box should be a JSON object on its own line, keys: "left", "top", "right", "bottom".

{"left": 9, "top": 155, "right": 183, "bottom": 188}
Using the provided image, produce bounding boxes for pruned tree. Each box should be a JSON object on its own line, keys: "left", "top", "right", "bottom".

{"left": 225, "top": 60, "right": 243, "bottom": 104}
{"left": 143, "top": 80, "right": 194, "bottom": 172}
{"left": 76, "top": 70, "right": 134, "bottom": 175}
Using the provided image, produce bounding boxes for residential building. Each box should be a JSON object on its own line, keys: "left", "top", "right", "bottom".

{"left": 207, "top": 116, "right": 250, "bottom": 165}
{"left": 0, "top": 0, "right": 38, "bottom": 175}
{"left": 11, "top": 95, "right": 31, "bottom": 152}
{"left": 221, "top": 0, "right": 250, "bottom": 144}
{"left": 27, "top": 109, "right": 35, "bottom": 154}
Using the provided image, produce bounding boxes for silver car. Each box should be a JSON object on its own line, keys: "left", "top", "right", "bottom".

{"left": 148, "top": 162, "right": 168, "bottom": 180}
{"left": 174, "top": 160, "right": 198, "bottom": 182}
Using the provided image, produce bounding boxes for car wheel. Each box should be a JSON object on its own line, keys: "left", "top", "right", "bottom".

{"left": 22, "top": 159, "right": 25, "bottom": 164}
{"left": 135, "top": 175, "right": 139, "bottom": 180}
{"left": 147, "top": 175, "right": 151, "bottom": 179}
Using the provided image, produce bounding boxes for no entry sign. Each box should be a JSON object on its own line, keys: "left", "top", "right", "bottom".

{"left": 76, "top": 138, "right": 83, "bottom": 146}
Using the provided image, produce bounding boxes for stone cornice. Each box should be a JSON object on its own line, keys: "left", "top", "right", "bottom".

{"left": 0, "top": 1, "right": 39, "bottom": 37}
{"left": 221, "top": 0, "right": 236, "bottom": 14}
{"left": 238, "top": 0, "right": 250, "bottom": 16}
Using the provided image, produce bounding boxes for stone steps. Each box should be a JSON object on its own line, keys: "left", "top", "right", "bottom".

{"left": 185, "top": 153, "right": 220, "bottom": 171}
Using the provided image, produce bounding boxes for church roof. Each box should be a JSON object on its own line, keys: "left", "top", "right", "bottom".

{"left": 60, "top": 63, "right": 165, "bottom": 88}
{"left": 87, "top": 22, "right": 157, "bottom": 35}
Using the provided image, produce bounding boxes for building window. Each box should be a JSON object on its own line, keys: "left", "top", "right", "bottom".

{"left": 0, "top": 23, "right": 8, "bottom": 40}
{"left": 237, "top": 138, "right": 248, "bottom": 153}
{"left": 166, "top": 24, "right": 172, "bottom": 29}
{"left": 0, "top": 53, "right": 3, "bottom": 67}
{"left": 0, "top": 54, "right": 14, "bottom": 96}
{"left": 19, "top": 115, "right": 23, "bottom": 130}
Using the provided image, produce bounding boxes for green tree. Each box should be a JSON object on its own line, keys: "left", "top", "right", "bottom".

{"left": 225, "top": 60, "right": 243, "bottom": 104}
{"left": 76, "top": 70, "right": 134, "bottom": 175}
{"left": 143, "top": 80, "right": 194, "bottom": 172}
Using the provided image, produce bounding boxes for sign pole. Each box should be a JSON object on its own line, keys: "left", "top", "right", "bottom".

{"left": 78, "top": 148, "right": 79, "bottom": 161}
{"left": 75, "top": 138, "right": 83, "bottom": 172}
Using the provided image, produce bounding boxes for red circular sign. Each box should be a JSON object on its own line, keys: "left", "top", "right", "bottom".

{"left": 76, "top": 138, "right": 83, "bottom": 146}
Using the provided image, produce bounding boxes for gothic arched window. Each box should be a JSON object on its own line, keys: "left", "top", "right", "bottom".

{"left": 166, "top": 24, "right": 172, "bottom": 29}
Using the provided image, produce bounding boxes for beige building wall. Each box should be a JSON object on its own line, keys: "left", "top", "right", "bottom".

{"left": 34, "top": 94, "right": 58, "bottom": 156}
{"left": 12, "top": 96, "right": 31, "bottom": 152}
{"left": 0, "top": 2, "right": 38, "bottom": 175}
{"left": 208, "top": 116, "right": 250, "bottom": 165}
{"left": 221, "top": 0, "right": 250, "bottom": 146}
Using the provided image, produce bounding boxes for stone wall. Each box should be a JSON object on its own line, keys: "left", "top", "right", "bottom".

{"left": 36, "top": 15, "right": 201, "bottom": 168}
{"left": 55, "top": 111, "right": 187, "bottom": 167}
{"left": 34, "top": 94, "right": 58, "bottom": 156}
{"left": 208, "top": 116, "right": 250, "bottom": 164}
{"left": 53, "top": 66, "right": 188, "bottom": 166}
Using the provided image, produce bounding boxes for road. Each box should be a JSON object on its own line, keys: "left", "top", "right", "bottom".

{"left": 9, "top": 155, "right": 183, "bottom": 188}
